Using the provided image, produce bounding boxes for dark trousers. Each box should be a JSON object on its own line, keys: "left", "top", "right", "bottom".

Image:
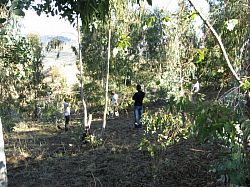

{"left": 65, "top": 115, "right": 70, "bottom": 130}
{"left": 134, "top": 106, "right": 143, "bottom": 128}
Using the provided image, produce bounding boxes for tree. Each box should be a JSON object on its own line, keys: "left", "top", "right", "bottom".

{"left": 26, "top": 0, "right": 152, "bottom": 27}
{"left": 0, "top": 118, "right": 7, "bottom": 187}
{"left": 194, "top": 0, "right": 247, "bottom": 88}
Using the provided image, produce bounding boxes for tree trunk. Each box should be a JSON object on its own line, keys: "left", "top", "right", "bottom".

{"left": 246, "top": 0, "right": 250, "bottom": 177}
{"left": 77, "top": 15, "right": 91, "bottom": 131}
{"left": 102, "top": 28, "right": 111, "bottom": 135}
{"left": 0, "top": 118, "right": 7, "bottom": 187}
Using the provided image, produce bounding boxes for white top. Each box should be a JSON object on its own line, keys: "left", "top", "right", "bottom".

{"left": 64, "top": 106, "right": 70, "bottom": 116}
{"left": 112, "top": 93, "right": 118, "bottom": 105}
{"left": 64, "top": 101, "right": 69, "bottom": 110}
{"left": 191, "top": 81, "right": 200, "bottom": 93}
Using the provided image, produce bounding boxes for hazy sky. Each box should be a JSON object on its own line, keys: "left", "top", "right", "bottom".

{"left": 20, "top": 10, "right": 78, "bottom": 38}
{"left": 20, "top": 0, "right": 208, "bottom": 37}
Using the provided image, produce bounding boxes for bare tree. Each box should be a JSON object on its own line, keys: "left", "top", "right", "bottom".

{"left": 0, "top": 118, "right": 7, "bottom": 187}
{"left": 102, "top": 28, "right": 112, "bottom": 135}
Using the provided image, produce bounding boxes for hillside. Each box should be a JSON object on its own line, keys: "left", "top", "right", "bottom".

{"left": 42, "top": 35, "right": 79, "bottom": 93}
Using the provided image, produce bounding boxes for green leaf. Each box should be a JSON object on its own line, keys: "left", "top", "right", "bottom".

{"left": 164, "top": 16, "right": 170, "bottom": 22}
{"left": 191, "top": 13, "right": 197, "bottom": 20}
{"left": 156, "top": 80, "right": 161, "bottom": 85}
{"left": 242, "top": 80, "right": 250, "bottom": 90}
{"left": 195, "top": 49, "right": 205, "bottom": 64}
{"left": 13, "top": 9, "right": 25, "bottom": 17}
{"left": 148, "top": 17, "right": 155, "bottom": 28}
{"left": 0, "top": 18, "right": 6, "bottom": 23}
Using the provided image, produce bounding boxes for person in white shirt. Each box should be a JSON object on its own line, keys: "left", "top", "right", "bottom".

{"left": 191, "top": 77, "right": 200, "bottom": 103}
{"left": 111, "top": 91, "right": 119, "bottom": 118}
{"left": 64, "top": 99, "right": 70, "bottom": 131}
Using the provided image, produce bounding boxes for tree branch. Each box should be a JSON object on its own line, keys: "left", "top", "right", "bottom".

{"left": 187, "top": 0, "right": 243, "bottom": 85}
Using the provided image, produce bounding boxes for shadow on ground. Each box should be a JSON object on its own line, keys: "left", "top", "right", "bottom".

{"left": 6, "top": 112, "right": 226, "bottom": 187}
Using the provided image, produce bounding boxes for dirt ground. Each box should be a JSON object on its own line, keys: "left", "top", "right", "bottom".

{"left": 5, "top": 110, "right": 228, "bottom": 187}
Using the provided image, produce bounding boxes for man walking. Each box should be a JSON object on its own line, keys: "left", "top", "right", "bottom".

{"left": 132, "top": 84, "right": 145, "bottom": 128}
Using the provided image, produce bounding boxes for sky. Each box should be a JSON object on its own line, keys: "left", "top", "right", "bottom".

{"left": 20, "top": 10, "right": 78, "bottom": 39}
{"left": 20, "top": 0, "right": 209, "bottom": 38}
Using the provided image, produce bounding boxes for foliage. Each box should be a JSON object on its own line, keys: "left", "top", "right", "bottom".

{"left": 27, "top": 0, "right": 152, "bottom": 27}
{"left": 139, "top": 110, "right": 190, "bottom": 157}
{"left": 215, "top": 144, "right": 248, "bottom": 186}
{"left": 45, "top": 38, "right": 64, "bottom": 52}
{"left": 0, "top": 13, "right": 46, "bottom": 128}
{"left": 190, "top": 102, "right": 241, "bottom": 144}
{"left": 0, "top": 0, "right": 26, "bottom": 22}
{"left": 197, "top": 0, "right": 248, "bottom": 89}
{"left": 190, "top": 99, "right": 250, "bottom": 185}
{"left": 42, "top": 101, "right": 62, "bottom": 123}
{"left": 139, "top": 95, "right": 193, "bottom": 157}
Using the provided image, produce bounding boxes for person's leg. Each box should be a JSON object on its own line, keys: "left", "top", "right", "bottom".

{"left": 138, "top": 106, "right": 143, "bottom": 128}
{"left": 134, "top": 106, "right": 139, "bottom": 128}
{"left": 65, "top": 116, "right": 70, "bottom": 131}
{"left": 192, "top": 92, "right": 198, "bottom": 104}
{"left": 112, "top": 105, "right": 115, "bottom": 116}
{"left": 110, "top": 105, "right": 114, "bottom": 118}
{"left": 114, "top": 104, "right": 119, "bottom": 117}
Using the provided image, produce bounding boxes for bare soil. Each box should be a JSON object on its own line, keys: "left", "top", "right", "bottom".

{"left": 6, "top": 110, "right": 227, "bottom": 187}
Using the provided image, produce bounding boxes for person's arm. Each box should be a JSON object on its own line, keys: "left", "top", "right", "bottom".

{"left": 132, "top": 93, "right": 135, "bottom": 100}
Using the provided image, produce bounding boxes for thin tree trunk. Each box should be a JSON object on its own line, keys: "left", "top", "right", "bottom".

{"left": 0, "top": 118, "right": 7, "bottom": 187}
{"left": 102, "top": 28, "right": 111, "bottom": 135}
{"left": 101, "top": 51, "right": 104, "bottom": 88}
{"left": 77, "top": 15, "right": 90, "bottom": 129}
{"left": 245, "top": 0, "right": 250, "bottom": 176}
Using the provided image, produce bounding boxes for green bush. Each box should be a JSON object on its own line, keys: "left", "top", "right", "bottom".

{"left": 139, "top": 110, "right": 190, "bottom": 157}
{"left": 191, "top": 101, "right": 241, "bottom": 145}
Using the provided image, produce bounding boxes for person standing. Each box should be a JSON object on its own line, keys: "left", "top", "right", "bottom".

{"left": 191, "top": 77, "right": 200, "bottom": 103}
{"left": 111, "top": 91, "right": 119, "bottom": 118}
{"left": 132, "top": 84, "right": 145, "bottom": 128}
{"left": 63, "top": 99, "right": 70, "bottom": 131}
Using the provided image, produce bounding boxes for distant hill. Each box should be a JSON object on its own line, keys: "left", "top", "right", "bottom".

{"left": 41, "top": 35, "right": 76, "bottom": 45}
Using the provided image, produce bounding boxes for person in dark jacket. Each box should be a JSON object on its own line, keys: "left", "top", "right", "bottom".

{"left": 132, "top": 84, "right": 145, "bottom": 128}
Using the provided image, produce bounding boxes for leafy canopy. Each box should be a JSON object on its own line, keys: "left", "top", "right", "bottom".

{"left": 27, "top": 0, "right": 152, "bottom": 26}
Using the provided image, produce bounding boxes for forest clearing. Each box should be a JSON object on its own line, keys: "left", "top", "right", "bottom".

{"left": 6, "top": 109, "right": 227, "bottom": 187}
{"left": 0, "top": 0, "right": 250, "bottom": 186}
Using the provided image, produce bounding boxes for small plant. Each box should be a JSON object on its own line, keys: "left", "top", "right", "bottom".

{"left": 190, "top": 101, "right": 241, "bottom": 145}
{"left": 215, "top": 144, "right": 248, "bottom": 186}
{"left": 191, "top": 101, "right": 249, "bottom": 186}
{"left": 139, "top": 110, "right": 190, "bottom": 157}
{"left": 85, "top": 134, "right": 103, "bottom": 147}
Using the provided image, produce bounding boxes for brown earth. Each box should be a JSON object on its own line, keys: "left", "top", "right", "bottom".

{"left": 5, "top": 110, "right": 227, "bottom": 187}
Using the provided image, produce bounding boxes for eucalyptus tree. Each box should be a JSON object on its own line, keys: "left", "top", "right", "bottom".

{"left": 188, "top": 0, "right": 250, "bottom": 184}
{"left": 123, "top": 3, "right": 197, "bottom": 99}
{"left": 195, "top": 0, "right": 247, "bottom": 88}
